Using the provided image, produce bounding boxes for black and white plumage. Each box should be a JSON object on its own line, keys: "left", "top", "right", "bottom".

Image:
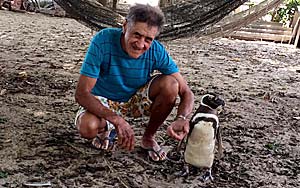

{"left": 182, "top": 93, "right": 225, "bottom": 181}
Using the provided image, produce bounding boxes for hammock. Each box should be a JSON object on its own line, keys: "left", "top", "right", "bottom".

{"left": 54, "top": 0, "right": 285, "bottom": 41}
{"left": 159, "top": 0, "right": 249, "bottom": 39}
{"left": 54, "top": 0, "right": 284, "bottom": 40}
{"left": 54, "top": 0, "right": 248, "bottom": 40}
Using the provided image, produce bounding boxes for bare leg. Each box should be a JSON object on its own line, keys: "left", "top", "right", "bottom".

{"left": 76, "top": 111, "right": 115, "bottom": 150}
{"left": 141, "top": 75, "right": 179, "bottom": 160}
{"left": 76, "top": 111, "right": 106, "bottom": 139}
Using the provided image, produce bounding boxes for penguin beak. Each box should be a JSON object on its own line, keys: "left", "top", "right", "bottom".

{"left": 215, "top": 98, "right": 225, "bottom": 114}
{"left": 216, "top": 105, "right": 224, "bottom": 114}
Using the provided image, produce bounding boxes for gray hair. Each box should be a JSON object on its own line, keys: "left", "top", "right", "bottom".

{"left": 126, "top": 4, "right": 165, "bottom": 33}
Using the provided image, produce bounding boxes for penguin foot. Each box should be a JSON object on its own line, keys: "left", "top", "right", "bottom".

{"left": 199, "top": 168, "right": 214, "bottom": 182}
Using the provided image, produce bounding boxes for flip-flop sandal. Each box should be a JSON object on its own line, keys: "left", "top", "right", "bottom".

{"left": 107, "top": 129, "right": 118, "bottom": 151}
{"left": 91, "top": 129, "right": 118, "bottom": 151}
{"left": 91, "top": 135, "right": 107, "bottom": 149}
{"left": 141, "top": 146, "right": 167, "bottom": 162}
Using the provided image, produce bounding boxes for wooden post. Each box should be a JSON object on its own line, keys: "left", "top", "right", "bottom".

{"left": 294, "top": 21, "right": 300, "bottom": 48}
{"left": 293, "top": 10, "right": 300, "bottom": 48}
{"left": 291, "top": 11, "right": 299, "bottom": 28}
{"left": 289, "top": 17, "right": 300, "bottom": 44}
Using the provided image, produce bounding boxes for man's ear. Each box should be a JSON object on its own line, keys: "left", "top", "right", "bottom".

{"left": 122, "top": 20, "right": 127, "bottom": 34}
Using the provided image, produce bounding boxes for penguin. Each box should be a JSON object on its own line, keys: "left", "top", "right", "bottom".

{"left": 181, "top": 93, "right": 225, "bottom": 181}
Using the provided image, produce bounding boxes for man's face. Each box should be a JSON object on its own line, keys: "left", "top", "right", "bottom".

{"left": 121, "top": 21, "right": 158, "bottom": 59}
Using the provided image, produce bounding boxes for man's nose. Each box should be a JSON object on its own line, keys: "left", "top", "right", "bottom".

{"left": 136, "top": 38, "right": 145, "bottom": 49}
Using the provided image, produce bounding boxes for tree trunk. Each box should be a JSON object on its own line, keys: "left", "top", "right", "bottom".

{"left": 97, "top": 0, "right": 107, "bottom": 6}
{"left": 159, "top": 0, "right": 168, "bottom": 8}
{"left": 112, "top": 0, "right": 117, "bottom": 10}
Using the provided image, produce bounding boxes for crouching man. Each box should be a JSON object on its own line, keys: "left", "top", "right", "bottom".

{"left": 74, "top": 4, "right": 194, "bottom": 162}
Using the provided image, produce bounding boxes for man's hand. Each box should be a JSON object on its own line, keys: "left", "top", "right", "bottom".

{"left": 167, "top": 119, "right": 189, "bottom": 141}
{"left": 114, "top": 118, "right": 135, "bottom": 151}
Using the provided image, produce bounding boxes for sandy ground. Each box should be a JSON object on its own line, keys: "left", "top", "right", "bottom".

{"left": 0, "top": 10, "right": 300, "bottom": 188}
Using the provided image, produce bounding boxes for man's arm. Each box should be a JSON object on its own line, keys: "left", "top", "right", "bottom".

{"left": 171, "top": 72, "right": 194, "bottom": 118}
{"left": 75, "top": 74, "right": 135, "bottom": 151}
{"left": 167, "top": 72, "right": 194, "bottom": 140}
{"left": 75, "top": 75, "right": 120, "bottom": 123}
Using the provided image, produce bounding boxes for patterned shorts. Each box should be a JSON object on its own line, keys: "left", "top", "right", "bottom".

{"left": 74, "top": 76, "right": 157, "bottom": 128}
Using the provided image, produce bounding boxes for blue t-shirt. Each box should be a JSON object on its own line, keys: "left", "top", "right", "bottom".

{"left": 80, "top": 28, "right": 179, "bottom": 102}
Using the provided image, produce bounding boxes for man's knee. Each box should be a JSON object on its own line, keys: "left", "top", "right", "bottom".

{"left": 161, "top": 74, "right": 179, "bottom": 92}
{"left": 150, "top": 75, "right": 179, "bottom": 103}
{"left": 77, "top": 112, "right": 104, "bottom": 139}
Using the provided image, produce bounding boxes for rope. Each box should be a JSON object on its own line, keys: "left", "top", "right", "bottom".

{"left": 203, "top": 0, "right": 284, "bottom": 38}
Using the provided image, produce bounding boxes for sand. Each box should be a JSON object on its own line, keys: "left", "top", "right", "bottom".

{"left": 0, "top": 10, "right": 300, "bottom": 188}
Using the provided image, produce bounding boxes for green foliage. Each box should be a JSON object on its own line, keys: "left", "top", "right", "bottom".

{"left": 0, "top": 171, "right": 8, "bottom": 179}
{"left": 38, "top": 0, "right": 53, "bottom": 8}
{"left": 265, "top": 142, "right": 279, "bottom": 151}
{"left": 0, "top": 116, "right": 7, "bottom": 124}
{"left": 272, "top": 0, "right": 300, "bottom": 26}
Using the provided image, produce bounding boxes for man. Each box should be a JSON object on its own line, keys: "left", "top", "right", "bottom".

{"left": 75, "top": 4, "right": 194, "bottom": 162}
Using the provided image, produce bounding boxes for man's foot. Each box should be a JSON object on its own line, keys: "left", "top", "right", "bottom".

{"left": 91, "top": 129, "right": 117, "bottom": 151}
{"left": 141, "top": 138, "right": 167, "bottom": 162}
